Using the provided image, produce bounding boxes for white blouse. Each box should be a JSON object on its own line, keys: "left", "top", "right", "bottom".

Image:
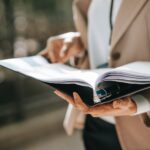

{"left": 88, "top": 0, "right": 122, "bottom": 69}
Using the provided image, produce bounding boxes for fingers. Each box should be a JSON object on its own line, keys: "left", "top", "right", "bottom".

{"left": 48, "top": 48, "right": 57, "bottom": 63}
{"left": 90, "top": 97, "right": 137, "bottom": 117}
{"left": 54, "top": 90, "right": 137, "bottom": 117}
{"left": 47, "top": 40, "right": 77, "bottom": 63}
{"left": 113, "top": 98, "right": 127, "bottom": 109}
{"left": 39, "top": 47, "right": 61, "bottom": 63}
{"left": 113, "top": 97, "right": 137, "bottom": 111}
{"left": 110, "top": 97, "right": 137, "bottom": 115}
{"left": 43, "top": 37, "right": 63, "bottom": 63}
{"left": 61, "top": 48, "right": 78, "bottom": 63}
{"left": 60, "top": 42, "right": 71, "bottom": 57}
{"left": 54, "top": 90, "right": 90, "bottom": 113}
{"left": 54, "top": 90, "right": 75, "bottom": 105}
{"left": 59, "top": 42, "right": 73, "bottom": 63}
{"left": 60, "top": 37, "right": 83, "bottom": 63}
{"left": 39, "top": 32, "right": 83, "bottom": 64}
{"left": 73, "top": 92, "right": 89, "bottom": 113}
{"left": 61, "top": 46, "right": 83, "bottom": 63}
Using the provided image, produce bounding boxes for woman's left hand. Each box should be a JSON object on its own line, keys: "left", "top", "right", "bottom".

{"left": 54, "top": 90, "right": 137, "bottom": 117}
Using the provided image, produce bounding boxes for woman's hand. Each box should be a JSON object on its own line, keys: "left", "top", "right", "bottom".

{"left": 54, "top": 90, "right": 137, "bottom": 117}
{"left": 39, "top": 32, "right": 84, "bottom": 63}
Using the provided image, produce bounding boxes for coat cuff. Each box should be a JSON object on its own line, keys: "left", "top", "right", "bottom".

{"left": 131, "top": 94, "right": 150, "bottom": 115}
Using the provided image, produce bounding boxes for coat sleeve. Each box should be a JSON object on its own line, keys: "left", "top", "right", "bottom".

{"left": 70, "top": 0, "right": 91, "bottom": 69}
{"left": 135, "top": 89, "right": 150, "bottom": 127}
{"left": 72, "top": 0, "right": 91, "bottom": 50}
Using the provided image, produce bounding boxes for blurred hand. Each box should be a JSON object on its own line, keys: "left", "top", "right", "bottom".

{"left": 39, "top": 32, "right": 84, "bottom": 63}
{"left": 54, "top": 90, "right": 137, "bottom": 117}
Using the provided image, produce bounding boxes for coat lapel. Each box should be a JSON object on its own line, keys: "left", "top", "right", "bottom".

{"left": 111, "top": 0, "right": 148, "bottom": 51}
{"left": 73, "top": 0, "right": 91, "bottom": 49}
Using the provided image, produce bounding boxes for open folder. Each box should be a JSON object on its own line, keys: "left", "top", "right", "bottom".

{"left": 0, "top": 55, "right": 150, "bottom": 107}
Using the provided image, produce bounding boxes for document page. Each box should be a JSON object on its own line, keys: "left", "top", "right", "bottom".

{"left": 98, "top": 61, "right": 150, "bottom": 84}
{"left": 0, "top": 56, "right": 109, "bottom": 88}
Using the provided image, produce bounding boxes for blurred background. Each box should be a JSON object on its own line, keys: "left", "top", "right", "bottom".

{"left": 0, "top": 0, "right": 84, "bottom": 150}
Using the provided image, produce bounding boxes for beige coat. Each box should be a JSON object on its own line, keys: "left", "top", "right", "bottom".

{"left": 73, "top": 0, "right": 150, "bottom": 149}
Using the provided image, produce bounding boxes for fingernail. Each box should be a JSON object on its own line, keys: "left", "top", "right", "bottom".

{"left": 73, "top": 92, "right": 77, "bottom": 99}
{"left": 113, "top": 100, "right": 119, "bottom": 109}
{"left": 54, "top": 90, "right": 59, "bottom": 95}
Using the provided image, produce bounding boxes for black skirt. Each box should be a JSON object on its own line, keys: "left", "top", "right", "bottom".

{"left": 82, "top": 115, "right": 122, "bottom": 150}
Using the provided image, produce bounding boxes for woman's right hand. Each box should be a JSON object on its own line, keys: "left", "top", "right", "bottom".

{"left": 39, "top": 32, "right": 84, "bottom": 64}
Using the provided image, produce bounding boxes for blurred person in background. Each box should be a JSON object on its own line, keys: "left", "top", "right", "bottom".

{"left": 40, "top": 0, "right": 150, "bottom": 150}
